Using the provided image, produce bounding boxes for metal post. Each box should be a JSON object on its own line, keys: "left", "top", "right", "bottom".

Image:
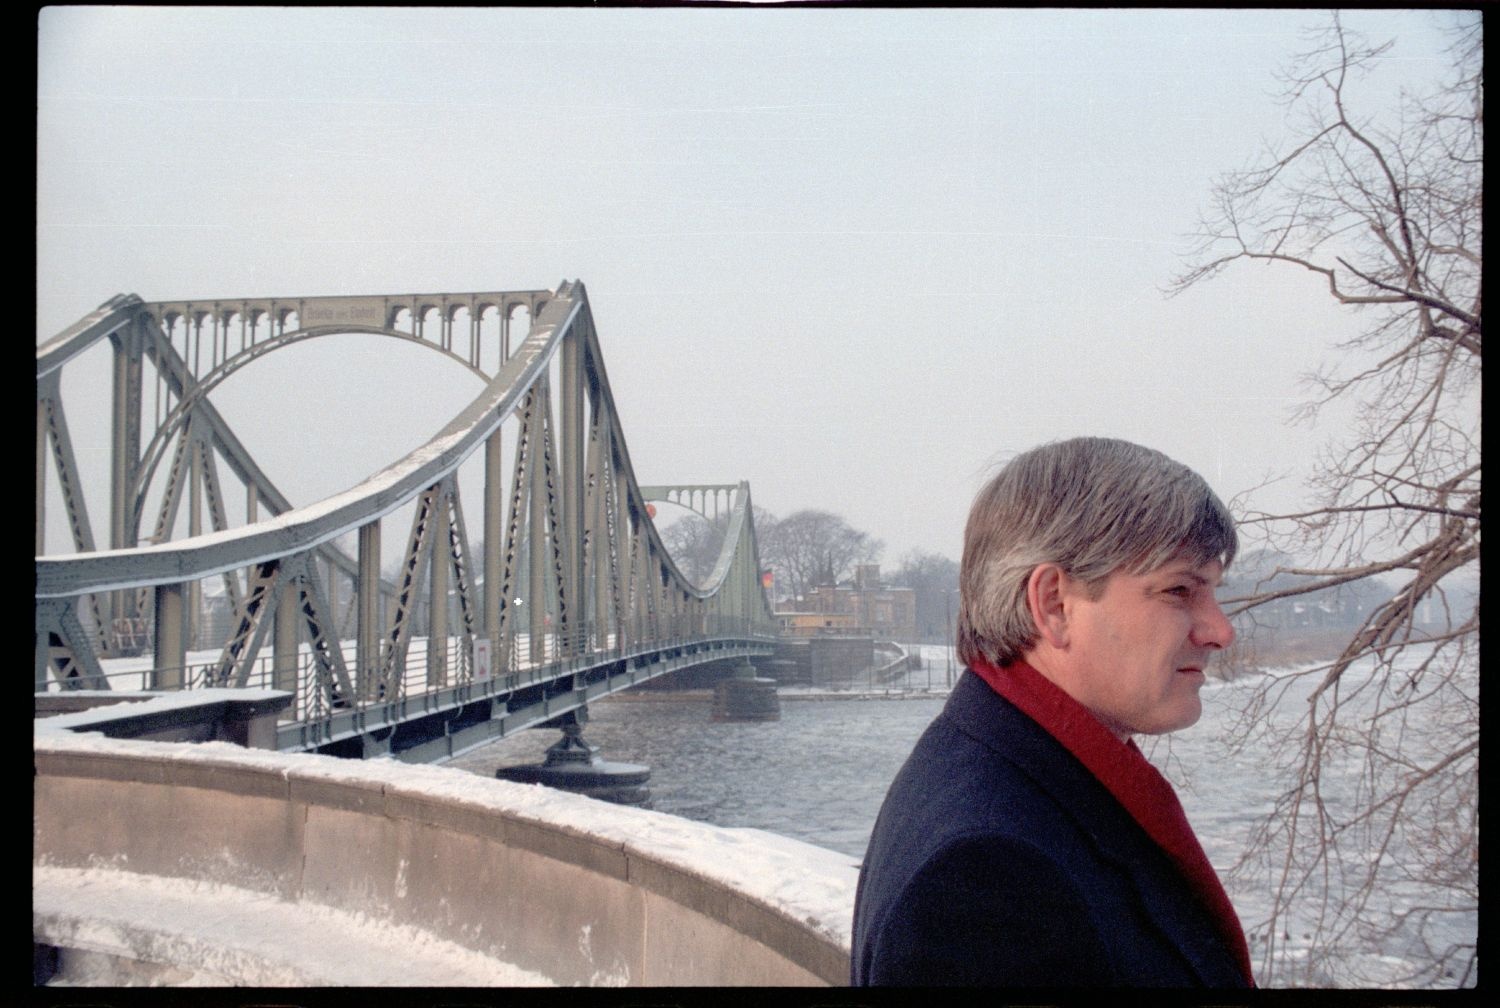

{"left": 188, "top": 435, "right": 203, "bottom": 649}
{"left": 615, "top": 488, "right": 632, "bottom": 653}
{"left": 428, "top": 501, "right": 449, "bottom": 687}
{"left": 246, "top": 486, "right": 260, "bottom": 639}
{"left": 559, "top": 325, "right": 584, "bottom": 656}
{"left": 35, "top": 615, "right": 52, "bottom": 694}
{"left": 529, "top": 412, "right": 547, "bottom": 667}
{"left": 108, "top": 320, "right": 144, "bottom": 650}
{"left": 331, "top": 555, "right": 346, "bottom": 642}
{"left": 357, "top": 520, "right": 381, "bottom": 701}
{"left": 153, "top": 582, "right": 187, "bottom": 689}
{"left": 274, "top": 574, "right": 299, "bottom": 695}
{"left": 591, "top": 461, "right": 609, "bottom": 651}
{"left": 589, "top": 414, "right": 610, "bottom": 653}
{"left": 484, "top": 429, "right": 503, "bottom": 669}
{"left": 945, "top": 590, "right": 954, "bottom": 687}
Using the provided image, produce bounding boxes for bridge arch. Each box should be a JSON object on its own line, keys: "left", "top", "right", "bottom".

{"left": 129, "top": 322, "right": 494, "bottom": 541}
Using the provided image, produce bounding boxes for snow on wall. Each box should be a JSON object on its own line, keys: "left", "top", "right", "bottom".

{"left": 34, "top": 727, "right": 860, "bottom": 984}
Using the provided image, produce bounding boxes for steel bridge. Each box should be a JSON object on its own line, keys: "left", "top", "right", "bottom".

{"left": 36, "top": 282, "right": 777, "bottom": 761}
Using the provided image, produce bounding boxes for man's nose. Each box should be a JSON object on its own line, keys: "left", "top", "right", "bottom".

{"left": 1193, "top": 599, "right": 1235, "bottom": 650}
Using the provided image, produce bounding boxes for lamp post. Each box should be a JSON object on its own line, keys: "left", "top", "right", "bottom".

{"left": 944, "top": 590, "right": 955, "bottom": 688}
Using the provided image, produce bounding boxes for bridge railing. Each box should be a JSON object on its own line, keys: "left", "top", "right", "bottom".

{"left": 44, "top": 614, "right": 775, "bottom": 723}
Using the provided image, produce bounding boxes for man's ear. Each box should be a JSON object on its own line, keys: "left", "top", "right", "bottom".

{"left": 1025, "top": 563, "right": 1071, "bottom": 649}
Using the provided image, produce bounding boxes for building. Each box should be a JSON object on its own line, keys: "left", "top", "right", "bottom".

{"left": 775, "top": 611, "right": 860, "bottom": 636}
{"left": 778, "top": 564, "right": 916, "bottom": 642}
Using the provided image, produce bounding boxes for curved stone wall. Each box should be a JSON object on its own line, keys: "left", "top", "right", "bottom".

{"left": 32, "top": 731, "right": 856, "bottom": 986}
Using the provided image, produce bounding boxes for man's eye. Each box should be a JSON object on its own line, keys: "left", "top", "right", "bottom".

{"left": 1166, "top": 586, "right": 1190, "bottom": 597}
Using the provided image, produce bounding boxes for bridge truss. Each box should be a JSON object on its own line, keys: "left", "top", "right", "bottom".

{"left": 36, "top": 282, "right": 776, "bottom": 760}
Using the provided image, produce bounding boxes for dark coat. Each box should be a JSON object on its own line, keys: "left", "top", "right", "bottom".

{"left": 850, "top": 670, "right": 1251, "bottom": 987}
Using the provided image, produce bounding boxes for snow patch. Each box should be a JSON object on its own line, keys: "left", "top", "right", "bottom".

{"left": 35, "top": 865, "right": 555, "bottom": 986}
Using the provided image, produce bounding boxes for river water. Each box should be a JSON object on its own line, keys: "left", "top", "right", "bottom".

{"left": 451, "top": 681, "right": 946, "bottom": 861}
{"left": 445, "top": 645, "right": 1476, "bottom": 989}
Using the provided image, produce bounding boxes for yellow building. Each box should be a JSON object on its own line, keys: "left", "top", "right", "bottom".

{"left": 776, "top": 611, "right": 860, "bottom": 636}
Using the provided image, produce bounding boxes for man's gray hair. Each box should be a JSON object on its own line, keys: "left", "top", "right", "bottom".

{"left": 956, "top": 437, "right": 1237, "bottom": 669}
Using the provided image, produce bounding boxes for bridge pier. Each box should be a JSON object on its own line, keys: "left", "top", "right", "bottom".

{"left": 712, "top": 659, "right": 781, "bottom": 722}
{"left": 495, "top": 708, "right": 651, "bottom": 806}
{"left": 362, "top": 726, "right": 394, "bottom": 759}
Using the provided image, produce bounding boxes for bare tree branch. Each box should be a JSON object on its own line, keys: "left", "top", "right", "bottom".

{"left": 1175, "top": 11, "right": 1480, "bottom": 988}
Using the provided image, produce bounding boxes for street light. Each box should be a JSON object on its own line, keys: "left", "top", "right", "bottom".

{"left": 944, "top": 589, "right": 955, "bottom": 688}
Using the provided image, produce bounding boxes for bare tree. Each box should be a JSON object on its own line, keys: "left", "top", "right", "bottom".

{"left": 658, "top": 505, "right": 779, "bottom": 589}
{"left": 658, "top": 513, "right": 726, "bottom": 586}
{"left": 759, "top": 509, "right": 882, "bottom": 603}
{"left": 1171, "top": 13, "right": 1479, "bottom": 987}
{"left": 891, "top": 549, "right": 960, "bottom": 644}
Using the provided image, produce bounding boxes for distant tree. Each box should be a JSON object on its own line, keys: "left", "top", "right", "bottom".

{"left": 890, "top": 550, "right": 960, "bottom": 643}
{"left": 1219, "top": 548, "right": 1387, "bottom": 637}
{"left": 759, "top": 509, "right": 881, "bottom": 602}
{"left": 659, "top": 505, "right": 779, "bottom": 590}
{"left": 1171, "top": 12, "right": 1479, "bottom": 987}
{"left": 658, "top": 513, "right": 725, "bottom": 586}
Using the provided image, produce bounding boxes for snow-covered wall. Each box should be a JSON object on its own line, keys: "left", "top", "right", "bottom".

{"left": 33, "top": 729, "right": 857, "bottom": 987}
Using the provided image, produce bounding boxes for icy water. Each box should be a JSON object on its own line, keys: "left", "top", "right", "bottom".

{"left": 450, "top": 686, "right": 944, "bottom": 861}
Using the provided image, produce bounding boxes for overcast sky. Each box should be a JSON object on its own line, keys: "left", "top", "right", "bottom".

{"left": 36, "top": 6, "right": 1465, "bottom": 565}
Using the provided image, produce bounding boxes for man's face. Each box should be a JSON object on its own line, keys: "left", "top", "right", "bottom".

{"left": 1059, "top": 556, "right": 1234, "bottom": 739}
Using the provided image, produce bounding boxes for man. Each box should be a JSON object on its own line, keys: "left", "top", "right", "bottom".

{"left": 851, "top": 437, "right": 1254, "bottom": 987}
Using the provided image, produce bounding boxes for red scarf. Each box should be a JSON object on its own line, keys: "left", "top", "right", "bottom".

{"left": 970, "top": 657, "right": 1255, "bottom": 986}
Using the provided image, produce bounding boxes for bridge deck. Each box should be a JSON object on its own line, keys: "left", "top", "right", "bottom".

{"left": 56, "top": 632, "right": 774, "bottom": 760}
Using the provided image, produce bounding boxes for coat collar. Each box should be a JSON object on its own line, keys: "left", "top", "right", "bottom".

{"left": 946, "top": 665, "right": 1254, "bottom": 987}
